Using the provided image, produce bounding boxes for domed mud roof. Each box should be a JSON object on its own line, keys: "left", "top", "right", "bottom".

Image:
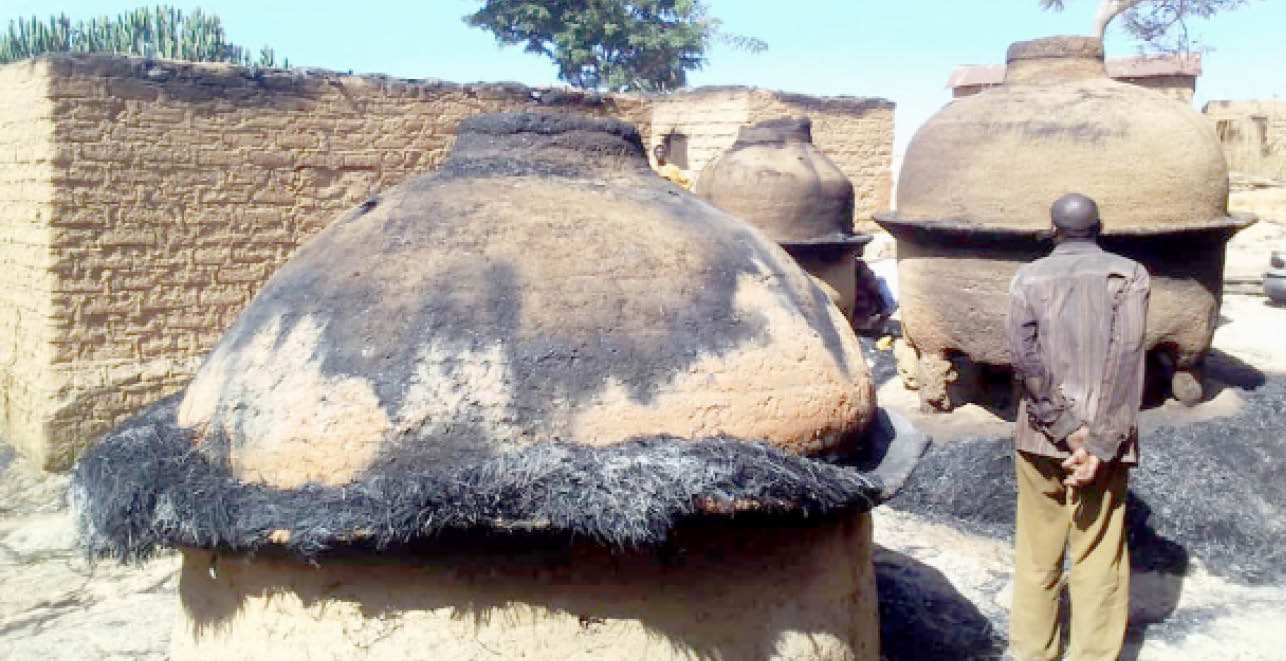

{"left": 893, "top": 36, "right": 1235, "bottom": 234}
{"left": 176, "top": 112, "right": 875, "bottom": 490}
{"left": 74, "top": 115, "right": 935, "bottom": 561}
{"left": 696, "top": 117, "right": 866, "bottom": 246}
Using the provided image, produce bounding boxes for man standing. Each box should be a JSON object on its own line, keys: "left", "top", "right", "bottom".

{"left": 1005, "top": 193, "right": 1150, "bottom": 661}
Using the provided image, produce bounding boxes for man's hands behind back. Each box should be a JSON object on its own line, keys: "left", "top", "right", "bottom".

{"left": 1061, "top": 426, "right": 1102, "bottom": 489}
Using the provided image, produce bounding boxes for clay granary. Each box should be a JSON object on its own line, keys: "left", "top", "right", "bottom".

{"left": 695, "top": 116, "right": 872, "bottom": 323}
{"left": 72, "top": 112, "right": 925, "bottom": 660}
{"left": 879, "top": 36, "right": 1253, "bottom": 411}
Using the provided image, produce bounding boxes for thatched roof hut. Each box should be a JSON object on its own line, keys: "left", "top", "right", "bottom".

{"left": 73, "top": 113, "right": 926, "bottom": 660}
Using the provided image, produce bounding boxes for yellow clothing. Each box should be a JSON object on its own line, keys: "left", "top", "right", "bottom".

{"left": 657, "top": 163, "right": 692, "bottom": 189}
{"left": 1010, "top": 451, "right": 1130, "bottom": 661}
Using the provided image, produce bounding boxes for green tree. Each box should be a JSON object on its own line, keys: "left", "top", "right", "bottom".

{"left": 464, "top": 0, "right": 765, "bottom": 93}
{"left": 0, "top": 5, "right": 287, "bottom": 67}
{"left": 1039, "top": 0, "right": 1259, "bottom": 52}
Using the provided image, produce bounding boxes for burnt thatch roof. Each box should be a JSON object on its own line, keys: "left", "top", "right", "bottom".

{"left": 72, "top": 395, "right": 926, "bottom": 561}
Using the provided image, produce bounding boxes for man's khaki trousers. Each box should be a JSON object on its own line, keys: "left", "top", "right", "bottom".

{"left": 1010, "top": 451, "right": 1130, "bottom": 661}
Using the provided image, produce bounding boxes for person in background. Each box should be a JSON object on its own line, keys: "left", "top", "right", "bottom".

{"left": 1005, "top": 193, "right": 1150, "bottom": 661}
{"left": 653, "top": 143, "right": 692, "bottom": 190}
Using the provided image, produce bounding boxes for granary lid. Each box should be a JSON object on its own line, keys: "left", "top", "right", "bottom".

{"left": 71, "top": 113, "right": 928, "bottom": 560}
{"left": 893, "top": 36, "right": 1237, "bottom": 235}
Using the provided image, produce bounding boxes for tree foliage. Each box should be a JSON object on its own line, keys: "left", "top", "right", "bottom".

{"left": 0, "top": 5, "right": 287, "bottom": 67}
{"left": 464, "top": 0, "right": 764, "bottom": 93}
{"left": 1039, "top": 0, "right": 1259, "bottom": 51}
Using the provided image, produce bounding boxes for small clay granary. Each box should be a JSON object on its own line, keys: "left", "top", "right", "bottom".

{"left": 877, "top": 36, "right": 1254, "bottom": 410}
{"left": 695, "top": 117, "right": 871, "bottom": 321}
{"left": 72, "top": 113, "right": 925, "bottom": 660}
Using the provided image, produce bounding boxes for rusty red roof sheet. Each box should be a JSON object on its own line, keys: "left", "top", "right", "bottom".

{"left": 947, "top": 53, "right": 1202, "bottom": 89}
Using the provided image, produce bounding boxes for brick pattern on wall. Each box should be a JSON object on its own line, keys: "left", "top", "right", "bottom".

{"left": 649, "top": 89, "right": 752, "bottom": 175}
{"left": 0, "top": 60, "right": 60, "bottom": 466}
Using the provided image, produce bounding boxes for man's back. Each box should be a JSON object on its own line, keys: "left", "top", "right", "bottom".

{"left": 1005, "top": 193, "right": 1149, "bottom": 661}
{"left": 1007, "top": 241, "right": 1149, "bottom": 463}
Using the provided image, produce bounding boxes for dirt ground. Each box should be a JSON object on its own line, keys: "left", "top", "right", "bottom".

{"left": 1226, "top": 179, "right": 1286, "bottom": 284}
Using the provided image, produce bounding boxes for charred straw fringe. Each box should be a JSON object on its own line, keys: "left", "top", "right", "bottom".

{"left": 72, "top": 396, "right": 884, "bottom": 562}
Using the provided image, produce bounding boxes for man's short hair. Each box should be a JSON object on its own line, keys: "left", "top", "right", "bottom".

{"left": 1051, "top": 193, "right": 1101, "bottom": 237}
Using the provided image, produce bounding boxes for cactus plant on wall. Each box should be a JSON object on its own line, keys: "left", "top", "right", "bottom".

{"left": 0, "top": 5, "right": 287, "bottom": 67}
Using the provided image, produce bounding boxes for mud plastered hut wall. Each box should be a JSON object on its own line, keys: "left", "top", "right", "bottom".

{"left": 0, "top": 55, "right": 895, "bottom": 471}
{"left": 1205, "top": 100, "right": 1286, "bottom": 180}
{"left": 648, "top": 87, "right": 894, "bottom": 230}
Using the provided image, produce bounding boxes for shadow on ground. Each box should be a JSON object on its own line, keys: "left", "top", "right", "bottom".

{"left": 1203, "top": 347, "right": 1268, "bottom": 391}
{"left": 1121, "top": 497, "right": 1189, "bottom": 660}
{"left": 875, "top": 547, "right": 1004, "bottom": 660}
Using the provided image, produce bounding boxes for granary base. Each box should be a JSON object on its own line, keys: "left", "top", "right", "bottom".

{"left": 787, "top": 244, "right": 863, "bottom": 322}
{"left": 878, "top": 216, "right": 1251, "bottom": 410}
{"left": 171, "top": 513, "right": 879, "bottom": 661}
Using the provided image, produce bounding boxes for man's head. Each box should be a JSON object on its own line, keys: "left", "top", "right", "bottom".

{"left": 653, "top": 143, "right": 668, "bottom": 165}
{"left": 1050, "top": 193, "right": 1101, "bottom": 241}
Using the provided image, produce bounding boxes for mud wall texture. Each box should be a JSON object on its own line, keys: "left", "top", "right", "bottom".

{"left": 171, "top": 515, "right": 879, "bottom": 661}
{"left": 1205, "top": 100, "right": 1286, "bottom": 180}
{"left": 0, "top": 54, "right": 892, "bottom": 470}
{"left": 0, "top": 60, "right": 59, "bottom": 468}
{"left": 650, "top": 87, "right": 895, "bottom": 227}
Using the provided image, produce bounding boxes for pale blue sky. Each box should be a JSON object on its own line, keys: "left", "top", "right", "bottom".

{"left": 8, "top": 1, "right": 1284, "bottom": 154}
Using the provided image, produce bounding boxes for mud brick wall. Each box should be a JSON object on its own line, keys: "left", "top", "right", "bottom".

{"left": 1205, "top": 100, "right": 1286, "bottom": 180}
{"left": 0, "top": 60, "right": 59, "bottom": 467}
{"left": 3, "top": 53, "right": 648, "bottom": 469}
{"left": 648, "top": 87, "right": 895, "bottom": 229}
{"left": 650, "top": 88, "right": 753, "bottom": 176}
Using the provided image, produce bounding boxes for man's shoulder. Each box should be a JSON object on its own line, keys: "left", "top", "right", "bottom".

{"left": 1025, "top": 245, "right": 1146, "bottom": 277}
{"left": 1013, "top": 252, "right": 1063, "bottom": 281}
{"left": 1094, "top": 249, "right": 1147, "bottom": 278}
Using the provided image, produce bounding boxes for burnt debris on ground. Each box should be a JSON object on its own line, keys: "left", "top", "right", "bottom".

{"left": 888, "top": 374, "right": 1286, "bottom": 585}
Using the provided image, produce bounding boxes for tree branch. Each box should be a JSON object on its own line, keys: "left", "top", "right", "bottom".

{"left": 1092, "top": 0, "right": 1146, "bottom": 38}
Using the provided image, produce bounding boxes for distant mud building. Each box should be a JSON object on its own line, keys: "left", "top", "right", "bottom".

{"left": 0, "top": 53, "right": 893, "bottom": 469}
{"left": 1204, "top": 100, "right": 1286, "bottom": 181}
{"left": 948, "top": 53, "right": 1202, "bottom": 102}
